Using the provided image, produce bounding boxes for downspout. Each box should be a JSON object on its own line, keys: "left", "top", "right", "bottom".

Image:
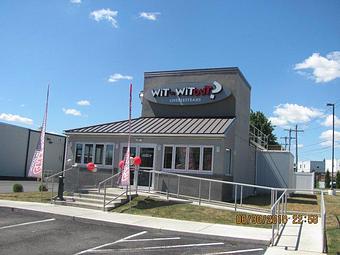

{"left": 24, "top": 129, "right": 31, "bottom": 177}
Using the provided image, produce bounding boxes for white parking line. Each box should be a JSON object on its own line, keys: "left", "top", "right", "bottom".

{"left": 74, "top": 230, "right": 147, "bottom": 255}
{"left": 0, "top": 218, "right": 56, "bottom": 230}
{"left": 121, "top": 237, "right": 181, "bottom": 242}
{"left": 90, "top": 242, "right": 225, "bottom": 253}
{"left": 201, "top": 248, "right": 265, "bottom": 254}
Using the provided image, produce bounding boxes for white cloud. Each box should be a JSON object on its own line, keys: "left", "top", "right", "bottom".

{"left": 294, "top": 51, "right": 340, "bottom": 83}
{"left": 77, "top": 100, "right": 90, "bottom": 106}
{"left": 322, "top": 114, "right": 340, "bottom": 128}
{"left": 70, "top": 0, "right": 81, "bottom": 4}
{"left": 62, "top": 108, "right": 81, "bottom": 116}
{"left": 139, "top": 12, "right": 161, "bottom": 21}
{"left": 0, "top": 113, "right": 33, "bottom": 125}
{"left": 269, "top": 103, "right": 323, "bottom": 127}
{"left": 320, "top": 129, "right": 340, "bottom": 147}
{"left": 108, "top": 73, "right": 133, "bottom": 83}
{"left": 90, "top": 9, "right": 118, "bottom": 28}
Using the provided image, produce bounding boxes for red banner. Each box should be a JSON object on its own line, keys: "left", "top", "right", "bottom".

{"left": 28, "top": 85, "right": 49, "bottom": 178}
{"left": 120, "top": 83, "right": 132, "bottom": 186}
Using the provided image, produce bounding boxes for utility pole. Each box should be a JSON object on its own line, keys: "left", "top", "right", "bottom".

{"left": 327, "top": 103, "right": 335, "bottom": 192}
{"left": 284, "top": 128, "right": 295, "bottom": 152}
{"left": 293, "top": 125, "right": 304, "bottom": 172}
{"left": 280, "top": 136, "right": 289, "bottom": 150}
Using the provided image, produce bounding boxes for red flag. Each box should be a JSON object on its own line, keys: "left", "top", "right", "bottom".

{"left": 28, "top": 85, "right": 49, "bottom": 178}
{"left": 120, "top": 83, "right": 132, "bottom": 186}
{"left": 120, "top": 148, "right": 130, "bottom": 186}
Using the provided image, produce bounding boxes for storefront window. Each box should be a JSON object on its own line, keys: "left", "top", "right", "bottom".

{"left": 94, "top": 144, "right": 104, "bottom": 164}
{"left": 188, "top": 147, "right": 200, "bottom": 170}
{"left": 175, "top": 147, "right": 186, "bottom": 169}
{"left": 140, "top": 147, "right": 154, "bottom": 168}
{"left": 75, "top": 144, "right": 83, "bottom": 163}
{"left": 163, "top": 146, "right": 173, "bottom": 169}
{"left": 163, "top": 145, "right": 213, "bottom": 173}
{"left": 122, "top": 147, "right": 136, "bottom": 159}
{"left": 105, "top": 144, "right": 114, "bottom": 165}
{"left": 84, "top": 144, "right": 93, "bottom": 163}
{"left": 203, "top": 147, "right": 213, "bottom": 171}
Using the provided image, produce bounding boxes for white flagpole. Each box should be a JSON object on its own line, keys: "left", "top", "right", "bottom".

{"left": 38, "top": 84, "right": 50, "bottom": 201}
{"left": 128, "top": 83, "right": 132, "bottom": 200}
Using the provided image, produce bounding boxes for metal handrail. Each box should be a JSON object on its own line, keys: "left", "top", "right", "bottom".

{"left": 103, "top": 188, "right": 127, "bottom": 211}
{"left": 140, "top": 169, "right": 323, "bottom": 195}
{"left": 270, "top": 189, "right": 287, "bottom": 246}
{"left": 97, "top": 172, "right": 120, "bottom": 193}
{"left": 44, "top": 165, "right": 78, "bottom": 202}
{"left": 147, "top": 169, "right": 285, "bottom": 191}
{"left": 249, "top": 124, "right": 269, "bottom": 149}
{"left": 44, "top": 165, "right": 77, "bottom": 181}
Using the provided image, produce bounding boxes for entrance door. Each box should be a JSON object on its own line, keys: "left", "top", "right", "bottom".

{"left": 121, "top": 144, "right": 155, "bottom": 188}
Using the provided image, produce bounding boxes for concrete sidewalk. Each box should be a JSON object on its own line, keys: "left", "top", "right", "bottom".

{"left": 265, "top": 215, "right": 324, "bottom": 255}
{"left": 0, "top": 199, "right": 272, "bottom": 243}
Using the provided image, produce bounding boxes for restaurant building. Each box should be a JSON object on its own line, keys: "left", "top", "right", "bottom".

{"left": 64, "top": 67, "right": 292, "bottom": 201}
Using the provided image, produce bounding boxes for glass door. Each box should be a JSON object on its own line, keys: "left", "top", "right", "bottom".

{"left": 138, "top": 147, "right": 154, "bottom": 187}
{"left": 121, "top": 145, "right": 155, "bottom": 188}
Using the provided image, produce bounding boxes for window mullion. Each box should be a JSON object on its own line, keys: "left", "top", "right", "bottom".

{"left": 81, "top": 144, "right": 84, "bottom": 164}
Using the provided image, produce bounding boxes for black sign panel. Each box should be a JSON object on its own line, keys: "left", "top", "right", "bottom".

{"left": 144, "top": 81, "right": 231, "bottom": 105}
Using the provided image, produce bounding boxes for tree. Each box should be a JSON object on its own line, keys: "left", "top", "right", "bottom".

{"left": 325, "top": 170, "right": 331, "bottom": 189}
{"left": 250, "top": 110, "right": 279, "bottom": 145}
{"left": 336, "top": 172, "right": 340, "bottom": 189}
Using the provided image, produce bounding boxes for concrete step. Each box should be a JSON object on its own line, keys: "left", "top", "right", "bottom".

{"left": 73, "top": 193, "right": 127, "bottom": 201}
{"left": 55, "top": 200, "right": 116, "bottom": 211}
{"left": 86, "top": 188, "right": 128, "bottom": 196}
{"left": 63, "top": 196, "right": 127, "bottom": 206}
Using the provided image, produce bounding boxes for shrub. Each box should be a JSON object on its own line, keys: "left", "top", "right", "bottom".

{"left": 39, "top": 184, "right": 48, "bottom": 192}
{"left": 336, "top": 172, "right": 340, "bottom": 189}
{"left": 13, "top": 183, "right": 23, "bottom": 193}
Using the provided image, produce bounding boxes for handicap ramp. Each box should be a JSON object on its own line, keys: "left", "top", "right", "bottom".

{"left": 265, "top": 216, "right": 324, "bottom": 255}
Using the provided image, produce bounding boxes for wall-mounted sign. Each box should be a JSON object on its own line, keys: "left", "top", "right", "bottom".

{"left": 144, "top": 81, "right": 231, "bottom": 105}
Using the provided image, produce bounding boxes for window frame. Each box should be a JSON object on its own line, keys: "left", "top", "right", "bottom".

{"left": 75, "top": 143, "right": 84, "bottom": 164}
{"left": 162, "top": 144, "right": 214, "bottom": 174}
{"left": 74, "top": 142, "right": 115, "bottom": 168}
{"left": 224, "top": 148, "right": 232, "bottom": 176}
{"left": 163, "top": 146, "right": 174, "bottom": 170}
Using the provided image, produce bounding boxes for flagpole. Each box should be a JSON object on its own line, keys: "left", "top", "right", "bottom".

{"left": 128, "top": 83, "right": 132, "bottom": 203}
{"left": 40, "top": 84, "right": 50, "bottom": 201}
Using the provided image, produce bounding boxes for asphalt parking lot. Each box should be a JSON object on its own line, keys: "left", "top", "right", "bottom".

{"left": 0, "top": 207, "right": 267, "bottom": 255}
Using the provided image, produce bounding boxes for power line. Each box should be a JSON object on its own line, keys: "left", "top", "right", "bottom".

{"left": 300, "top": 146, "right": 331, "bottom": 154}
{"left": 302, "top": 139, "right": 329, "bottom": 148}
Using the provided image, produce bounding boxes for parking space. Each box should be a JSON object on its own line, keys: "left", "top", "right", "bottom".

{"left": 0, "top": 207, "right": 267, "bottom": 255}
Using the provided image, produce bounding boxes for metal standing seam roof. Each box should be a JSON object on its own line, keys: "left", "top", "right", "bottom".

{"left": 64, "top": 117, "right": 234, "bottom": 135}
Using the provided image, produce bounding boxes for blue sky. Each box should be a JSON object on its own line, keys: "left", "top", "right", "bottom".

{"left": 0, "top": 0, "right": 339, "bottom": 161}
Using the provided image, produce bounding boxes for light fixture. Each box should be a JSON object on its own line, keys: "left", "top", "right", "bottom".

{"left": 139, "top": 90, "right": 144, "bottom": 104}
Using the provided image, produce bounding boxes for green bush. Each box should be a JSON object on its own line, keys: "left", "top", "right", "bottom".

{"left": 39, "top": 184, "right": 48, "bottom": 192}
{"left": 336, "top": 172, "right": 340, "bottom": 189}
{"left": 13, "top": 183, "right": 23, "bottom": 192}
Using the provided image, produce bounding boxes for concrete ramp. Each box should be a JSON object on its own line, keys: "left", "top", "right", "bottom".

{"left": 265, "top": 216, "right": 323, "bottom": 254}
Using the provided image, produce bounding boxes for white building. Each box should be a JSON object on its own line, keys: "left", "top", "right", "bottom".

{"left": 298, "top": 159, "right": 340, "bottom": 174}
{"left": 325, "top": 159, "right": 340, "bottom": 174}
{"left": 297, "top": 160, "right": 325, "bottom": 173}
